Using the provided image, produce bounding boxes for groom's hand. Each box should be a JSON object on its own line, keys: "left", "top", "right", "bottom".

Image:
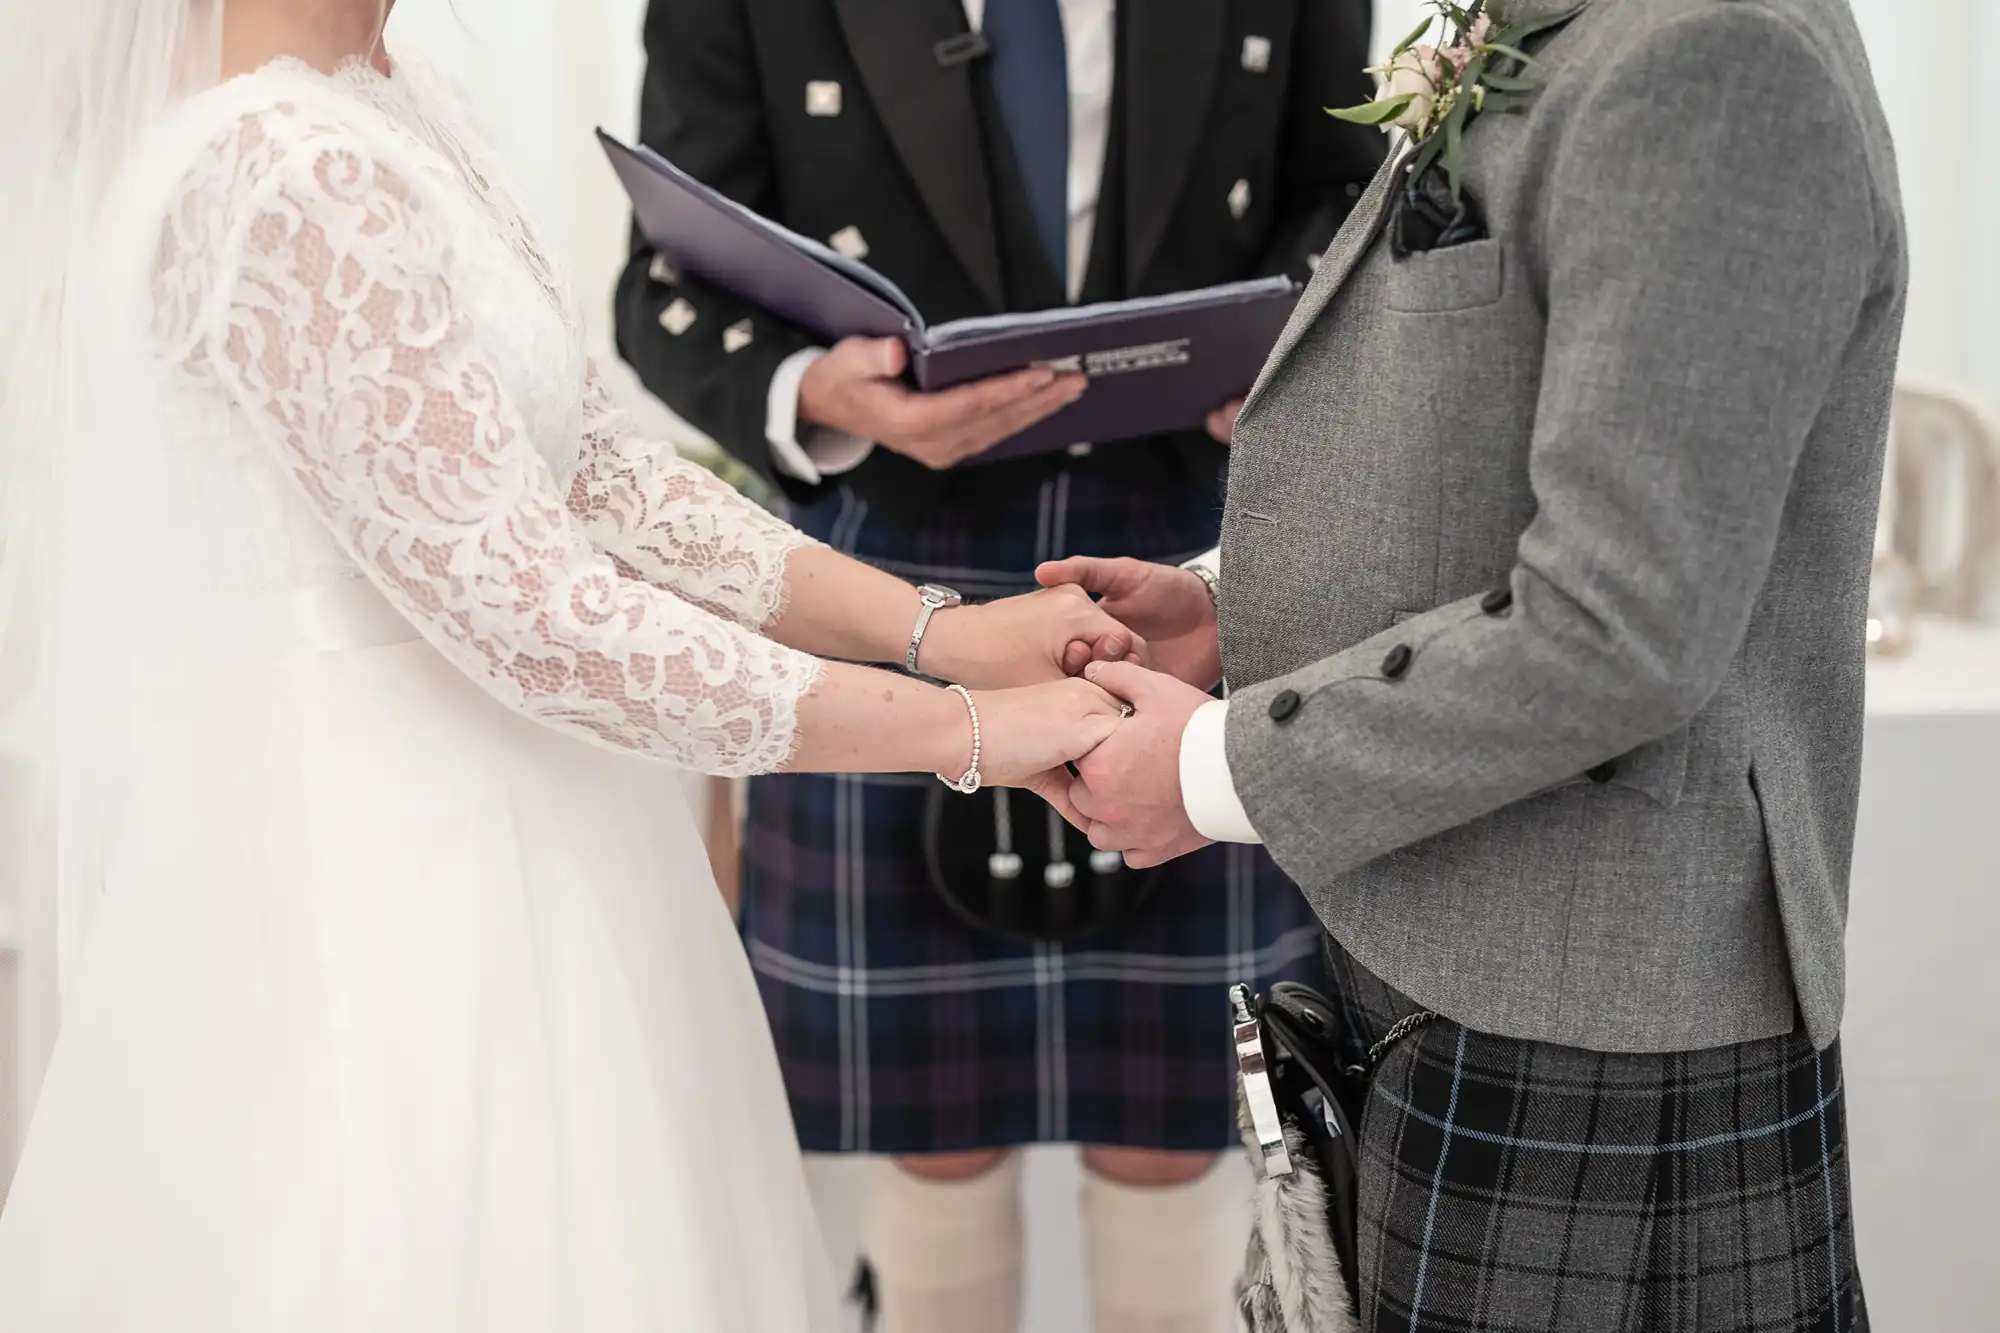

{"left": 1068, "top": 661, "right": 1215, "bottom": 869}
{"left": 1035, "top": 557, "right": 1222, "bottom": 691}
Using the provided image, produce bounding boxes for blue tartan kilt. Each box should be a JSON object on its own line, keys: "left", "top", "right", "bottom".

{"left": 739, "top": 456, "right": 1326, "bottom": 1154}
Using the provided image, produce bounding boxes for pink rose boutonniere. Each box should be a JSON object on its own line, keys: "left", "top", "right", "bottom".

{"left": 1330, "top": 1, "right": 1576, "bottom": 206}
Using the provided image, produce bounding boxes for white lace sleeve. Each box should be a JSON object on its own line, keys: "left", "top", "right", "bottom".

{"left": 181, "top": 115, "right": 820, "bottom": 775}
{"left": 567, "top": 366, "right": 817, "bottom": 628}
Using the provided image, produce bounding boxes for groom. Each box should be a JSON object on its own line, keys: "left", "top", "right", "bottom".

{"left": 1042, "top": 0, "right": 1902, "bottom": 1327}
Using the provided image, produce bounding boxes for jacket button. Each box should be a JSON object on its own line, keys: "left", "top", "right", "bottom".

{"left": 1268, "top": 689, "right": 1302, "bottom": 722}
{"left": 1381, "top": 644, "right": 1413, "bottom": 679}
{"left": 1480, "top": 586, "right": 1514, "bottom": 615}
{"left": 1588, "top": 760, "right": 1619, "bottom": 784}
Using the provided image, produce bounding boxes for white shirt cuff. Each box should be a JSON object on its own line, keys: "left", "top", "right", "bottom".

{"left": 1179, "top": 700, "right": 1262, "bottom": 844}
{"left": 1181, "top": 546, "right": 1221, "bottom": 580}
{"left": 766, "top": 347, "right": 875, "bottom": 483}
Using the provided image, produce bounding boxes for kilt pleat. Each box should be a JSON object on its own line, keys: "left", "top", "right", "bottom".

{"left": 1327, "top": 942, "right": 1867, "bottom": 1333}
{"left": 739, "top": 460, "right": 1326, "bottom": 1153}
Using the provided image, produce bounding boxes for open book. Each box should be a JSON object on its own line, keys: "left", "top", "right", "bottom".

{"left": 600, "top": 131, "right": 1301, "bottom": 465}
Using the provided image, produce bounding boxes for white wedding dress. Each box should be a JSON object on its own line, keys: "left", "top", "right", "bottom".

{"left": 0, "top": 56, "right": 838, "bottom": 1333}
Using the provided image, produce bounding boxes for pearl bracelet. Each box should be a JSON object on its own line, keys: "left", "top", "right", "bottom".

{"left": 937, "top": 684, "right": 983, "bottom": 794}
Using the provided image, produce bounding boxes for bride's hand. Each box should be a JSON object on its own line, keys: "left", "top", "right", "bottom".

{"left": 950, "top": 678, "right": 1125, "bottom": 791}
{"left": 919, "top": 586, "right": 1146, "bottom": 688}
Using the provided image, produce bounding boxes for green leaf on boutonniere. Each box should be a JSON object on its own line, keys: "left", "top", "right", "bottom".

{"left": 1441, "top": 91, "right": 1473, "bottom": 202}
{"left": 1410, "top": 128, "right": 1446, "bottom": 186}
{"left": 1390, "top": 15, "right": 1435, "bottom": 57}
{"left": 1479, "top": 71, "right": 1543, "bottom": 93}
{"left": 1481, "top": 42, "right": 1538, "bottom": 68}
{"left": 1328, "top": 92, "right": 1421, "bottom": 126}
{"left": 1476, "top": 91, "right": 1536, "bottom": 115}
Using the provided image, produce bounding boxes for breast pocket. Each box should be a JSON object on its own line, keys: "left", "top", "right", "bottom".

{"left": 1384, "top": 238, "right": 1504, "bottom": 314}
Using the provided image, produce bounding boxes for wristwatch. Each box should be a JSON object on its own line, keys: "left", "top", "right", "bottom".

{"left": 906, "top": 583, "right": 964, "bottom": 674}
{"left": 1181, "top": 554, "right": 1221, "bottom": 608}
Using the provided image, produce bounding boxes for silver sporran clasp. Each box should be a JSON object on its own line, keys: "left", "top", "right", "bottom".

{"left": 1230, "top": 984, "right": 1292, "bottom": 1177}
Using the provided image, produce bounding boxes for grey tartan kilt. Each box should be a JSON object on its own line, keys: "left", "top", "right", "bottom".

{"left": 1325, "top": 942, "right": 1866, "bottom": 1333}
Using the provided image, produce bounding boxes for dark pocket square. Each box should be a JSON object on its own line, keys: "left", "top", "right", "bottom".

{"left": 1390, "top": 161, "right": 1489, "bottom": 257}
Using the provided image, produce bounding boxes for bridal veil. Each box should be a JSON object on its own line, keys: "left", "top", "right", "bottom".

{"left": 1, "top": 0, "right": 241, "bottom": 1150}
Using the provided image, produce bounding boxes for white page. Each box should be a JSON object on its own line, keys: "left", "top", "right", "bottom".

{"left": 923, "top": 276, "right": 1298, "bottom": 349}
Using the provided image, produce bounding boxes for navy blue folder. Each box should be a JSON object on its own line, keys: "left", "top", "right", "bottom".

{"left": 600, "top": 131, "right": 1301, "bottom": 465}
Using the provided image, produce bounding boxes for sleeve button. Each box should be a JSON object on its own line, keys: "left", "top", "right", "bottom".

{"left": 1381, "top": 644, "right": 1413, "bottom": 679}
{"left": 1268, "top": 689, "right": 1302, "bottom": 722}
{"left": 1479, "top": 586, "right": 1514, "bottom": 615}
{"left": 1587, "top": 760, "right": 1619, "bottom": 784}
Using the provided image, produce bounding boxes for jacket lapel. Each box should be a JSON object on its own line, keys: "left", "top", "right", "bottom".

{"left": 832, "top": 0, "right": 1006, "bottom": 311}
{"left": 1238, "top": 146, "right": 1406, "bottom": 417}
{"left": 1239, "top": 0, "right": 1599, "bottom": 413}
{"left": 1122, "top": 0, "right": 1229, "bottom": 292}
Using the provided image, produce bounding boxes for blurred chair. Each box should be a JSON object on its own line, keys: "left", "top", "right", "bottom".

{"left": 1870, "top": 381, "right": 2000, "bottom": 655}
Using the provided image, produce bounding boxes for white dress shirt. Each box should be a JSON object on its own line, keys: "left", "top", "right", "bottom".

{"left": 1177, "top": 545, "right": 1261, "bottom": 843}
{"left": 765, "top": 0, "right": 1118, "bottom": 483}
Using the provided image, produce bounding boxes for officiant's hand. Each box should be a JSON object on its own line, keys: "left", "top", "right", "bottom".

{"left": 1035, "top": 557, "right": 1222, "bottom": 691}
{"left": 921, "top": 585, "right": 1146, "bottom": 689}
{"left": 1063, "top": 662, "right": 1216, "bottom": 869}
{"left": 1206, "top": 397, "right": 1244, "bottom": 444}
{"left": 800, "top": 337, "right": 1088, "bottom": 470}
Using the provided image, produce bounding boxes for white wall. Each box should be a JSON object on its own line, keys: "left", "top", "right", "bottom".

{"left": 1850, "top": 0, "right": 2000, "bottom": 402}
{"left": 386, "top": 0, "right": 653, "bottom": 352}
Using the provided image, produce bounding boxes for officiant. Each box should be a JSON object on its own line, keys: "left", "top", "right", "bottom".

{"left": 615, "top": 4, "right": 1381, "bottom": 1329}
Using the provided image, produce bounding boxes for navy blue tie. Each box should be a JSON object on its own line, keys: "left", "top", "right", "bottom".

{"left": 983, "top": 0, "right": 1070, "bottom": 290}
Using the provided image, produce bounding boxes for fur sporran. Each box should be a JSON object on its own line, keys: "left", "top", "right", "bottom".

{"left": 1232, "top": 981, "right": 1434, "bottom": 1333}
{"left": 1236, "top": 1104, "right": 1360, "bottom": 1333}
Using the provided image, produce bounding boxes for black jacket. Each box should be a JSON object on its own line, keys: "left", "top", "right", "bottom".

{"left": 615, "top": 0, "right": 1383, "bottom": 520}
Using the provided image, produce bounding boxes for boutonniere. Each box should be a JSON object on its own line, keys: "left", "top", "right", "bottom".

{"left": 1330, "top": 1, "right": 1572, "bottom": 210}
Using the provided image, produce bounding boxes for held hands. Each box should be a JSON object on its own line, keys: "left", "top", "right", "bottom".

{"left": 961, "top": 678, "right": 1129, "bottom": 813}
{"left": 800, "top": 336, "right": 1088, "bottom": 470}
{"left": 1061, "top": 662, "right": 1217, "bottom": 869}
{"left": 920, "top": 585, "right": 1146, "bottom": 688}
{"left": 945, "top": 660, "right": 1215, "bottom": 870}
{"left": 1035, "top": 557, "right": 1222, "bottom": 691}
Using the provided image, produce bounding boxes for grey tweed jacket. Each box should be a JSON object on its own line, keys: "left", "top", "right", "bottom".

{"left": 1220, "top": 0, "right": 1907, "bottom": 1053}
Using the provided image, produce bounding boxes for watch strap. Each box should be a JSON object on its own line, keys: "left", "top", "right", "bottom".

{"left": 906, "top": 585, "right": 962, "bottom": 675}
{"left": 907, "top": 600, "right": 941, "bottom": 674}
{"left": 1181, "top": 555, "right": 1221, "bottom": 607}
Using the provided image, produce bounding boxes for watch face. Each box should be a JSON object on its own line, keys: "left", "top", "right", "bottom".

{"left": 918, "top": 584, "right": 962, "bottom": 608}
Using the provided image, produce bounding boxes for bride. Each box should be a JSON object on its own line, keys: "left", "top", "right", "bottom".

{"left": 0, "top": 1, "right": 1132, "bottom": 1328}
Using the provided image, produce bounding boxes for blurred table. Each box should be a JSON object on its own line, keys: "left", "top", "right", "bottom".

{"left": 1846, "top": 619, "right": 2000, "bottom": 1330}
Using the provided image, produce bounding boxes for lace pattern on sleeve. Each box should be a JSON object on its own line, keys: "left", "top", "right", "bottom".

{"left": 172, "top": 111, "right": 819, "bottom": 775}
{"left": 567, "top": 368, "right": 817, "bottom": 629}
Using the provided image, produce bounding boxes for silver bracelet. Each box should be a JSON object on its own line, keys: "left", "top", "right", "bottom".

{"left": 937, "top": 684, "right": 983, "bottom": 794}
